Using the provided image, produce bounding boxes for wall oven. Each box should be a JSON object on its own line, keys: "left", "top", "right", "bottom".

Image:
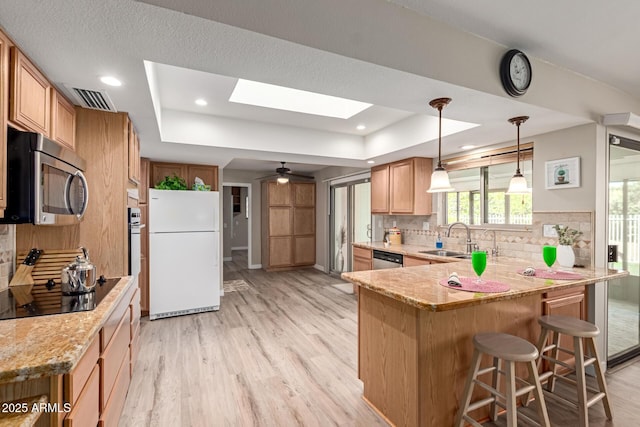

{"left": 1, "top": 128, "right": 88, "bottom": 225}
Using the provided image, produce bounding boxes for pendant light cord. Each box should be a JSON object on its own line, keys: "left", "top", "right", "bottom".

{"left": 437, "top": 105, "right": 443, "bottom": 168}
{"left": 515, "top": 121, "right": 521, "bottom": 174}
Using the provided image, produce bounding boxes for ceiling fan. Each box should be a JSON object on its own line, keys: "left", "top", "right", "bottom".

{"left": 258, "top": 162, "right": 314, "bottom": 184}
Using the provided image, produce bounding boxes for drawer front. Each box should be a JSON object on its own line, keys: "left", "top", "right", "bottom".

{"left": 64, "top": 364, "right": 100, "bottom": 427}
{"left": 130, "top": 325, "right": 141, "bottom": 377}
{"left": 353, "top": 246, "right": 372, "bottom": 260}
{"left": 99, "top": 348, "right": 131, "bottom": 427}
{"left": 102, "top": 282, "right": 135, "bottom": 351}
{"left": 100, "top": 312, "right": 131, "bottom": 410}
{"left": 65, "top": 334, "right": 99, "bottom": 405}
{"left": 130, "top": 288, "right": 141, "bottom": 336}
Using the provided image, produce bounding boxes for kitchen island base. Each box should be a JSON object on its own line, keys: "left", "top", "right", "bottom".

{"left": 358, "top": 287, "right": 544, "bottom": 426}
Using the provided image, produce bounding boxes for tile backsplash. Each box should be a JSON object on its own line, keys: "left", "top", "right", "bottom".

{"left": 0, "top": 224, "right": 15, "bottom": 291}
{"left": 377, "top": 211, "right": 593, "bottom": 267}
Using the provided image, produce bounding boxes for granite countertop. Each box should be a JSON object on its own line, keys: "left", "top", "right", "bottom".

{"left": 353, "top": 241, "right": 457, "bottom": 262}
{"left": 342, "top": 253, "right": 627, "bottom": 312}
{"left": 0, "top": 276, "right": 134, "bottom": 384}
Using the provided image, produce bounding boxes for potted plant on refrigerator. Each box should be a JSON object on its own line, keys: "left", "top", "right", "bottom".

{"left": 553, "top": 224, "right": 582, "bottom": 268}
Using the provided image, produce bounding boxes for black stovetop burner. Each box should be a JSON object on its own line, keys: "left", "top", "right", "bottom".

{"left": 0, "top": 277, "right": 121, "bottom": 321}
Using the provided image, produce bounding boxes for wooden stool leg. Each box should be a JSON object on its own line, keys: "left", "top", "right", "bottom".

{"left": 527, "top": 359, "right": 550, "bottom": 427}
{"left": 490, "top": 356, "right": 501, "bottom": 421}
{"left": 574, "top": 336, "right": 588, "bottom": 427}
{"left": 547, "top": 331, "right": 561, "bottom": 392}
{"left": 587, "top": 337, "right": 613, "bottom": 420}
{"left": 505, "top": 360, "right": 517, "bottom": 427}
{"left": 455, "top": 348, "right": 483, "bottom": 427}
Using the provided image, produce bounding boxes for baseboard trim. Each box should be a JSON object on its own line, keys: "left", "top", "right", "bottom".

{"left": 223, "top": 257, "right": 232, "bottom": 262}
{"left": 231, "top": 246, "right": 248, "bottom": 250}
{"left": 249, "top": 263, "right": 262, "bottom": 270}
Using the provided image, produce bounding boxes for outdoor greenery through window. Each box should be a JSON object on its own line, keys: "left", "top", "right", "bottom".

{"left": 445, "top": 160, "right": 533, "bottom": 225}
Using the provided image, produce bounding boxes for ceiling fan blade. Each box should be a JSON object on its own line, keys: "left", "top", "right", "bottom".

{"left": 255, "top": 173, "right": 278, "bottom": 180}
{"left": 287, "top": 172, "right": 314, "bottom": 180}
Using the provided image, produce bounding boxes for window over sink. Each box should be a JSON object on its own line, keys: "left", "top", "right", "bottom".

{"left": 443, "top": 144, "right": 533, "bottom": 226}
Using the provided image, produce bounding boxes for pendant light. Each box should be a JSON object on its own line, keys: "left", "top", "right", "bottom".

{"left": 427, "top": 97, "right": 455, "bottom": 193}
{"left": 505, "top": 115, "right": 531, "bottom": 194}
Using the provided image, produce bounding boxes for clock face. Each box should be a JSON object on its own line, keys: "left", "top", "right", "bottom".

{"left": 510, "top": 54, "right": 530, "bottom": 91}
{"left": 500, "top": 49, "right": 532, "bottom": 97}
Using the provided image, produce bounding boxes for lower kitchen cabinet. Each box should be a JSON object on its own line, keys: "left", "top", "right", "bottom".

{"left": 60, "top": 280, "right": 140, "bottom": 426}
{"left": 403, "top": 255, "right": 432, "bottom": 267}
{"left": 352, "top": 247, "right": 372, "bottom": 271}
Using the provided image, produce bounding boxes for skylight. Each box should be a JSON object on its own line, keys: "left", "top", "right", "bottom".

{"left": 229, "top": 79, "right": 372, "bottom": 119}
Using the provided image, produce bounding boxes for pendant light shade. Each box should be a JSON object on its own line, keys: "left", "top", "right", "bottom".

{"left": 505, "top": 116, "right": 531, "bottom": 195}
{"left": 276, "top": 175, "right": 289, "bottom": 184}
{"left": 427, "top": 97, "right": 455, "bottom": 193}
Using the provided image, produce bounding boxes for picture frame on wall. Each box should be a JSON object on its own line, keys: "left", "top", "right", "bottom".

{"left": 545, "top": 157, "right": 580, "bottom": 189}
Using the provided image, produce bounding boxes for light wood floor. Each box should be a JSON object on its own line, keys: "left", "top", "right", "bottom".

{"left": 119, "top": 251, "right": 386, "bottom": 426}
{"left": 121, "top": 250, "right": 640, "bottom": 426}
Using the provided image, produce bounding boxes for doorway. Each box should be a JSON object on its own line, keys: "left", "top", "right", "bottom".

{"left": 607, "top": 135, "right": 640, "bottom": 366}
{"left": 222, "top": 183, "right": 252, "bottom": 276}
{"left": 330, "top": 179, "right": 371, "bottom": 273}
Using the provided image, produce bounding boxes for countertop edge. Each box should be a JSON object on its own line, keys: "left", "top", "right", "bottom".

{"left": 0, "top": 276, "right": 135, "bottom": 385}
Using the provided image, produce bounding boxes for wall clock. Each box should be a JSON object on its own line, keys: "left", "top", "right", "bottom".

{"left": 500, "top": 49, "right": 532, "bottom": 97}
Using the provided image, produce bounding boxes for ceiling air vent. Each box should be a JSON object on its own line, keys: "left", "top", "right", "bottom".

{"left": 67, "top": 87, "right": 117, "bottom": 112}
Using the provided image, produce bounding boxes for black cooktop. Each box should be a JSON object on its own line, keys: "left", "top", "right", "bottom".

{"left": 0, "top": 277, "right": 121, "bottom": 321}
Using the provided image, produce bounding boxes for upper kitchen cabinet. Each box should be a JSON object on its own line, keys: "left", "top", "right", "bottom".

{"left": 150, "top": 161, "right": 219, "bottom": 191}
{"left": 370, "top": 157, "right": 433, "bottom": 215}
{"left": 9, "top": 47, "right": 51, "bottom": 136}
{"left": 0, "top": 31, "right": 9, "bottom": 217}
{"left": 50, "top": 88, "right": 76, "bottom": 150}
{"left": 128, "top": 118, "right": 140, "bottom": 184}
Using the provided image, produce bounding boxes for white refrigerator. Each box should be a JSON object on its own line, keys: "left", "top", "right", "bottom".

{"left": 148, "top": 189, "right": 220, "bottom": 320}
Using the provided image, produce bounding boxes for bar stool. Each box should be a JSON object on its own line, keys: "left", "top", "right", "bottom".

{"left": 455, "top": 332, "right": 550, "bottom": 427}
{"left": 534, "top": 315, "right": 612, "bottom": 427}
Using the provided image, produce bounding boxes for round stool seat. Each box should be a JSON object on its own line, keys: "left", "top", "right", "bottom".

{"left": 538, "top": 315, "right": 599, "bottom": 338}
{"left": 473, "top": 332, "right": 539, "bottom": 362}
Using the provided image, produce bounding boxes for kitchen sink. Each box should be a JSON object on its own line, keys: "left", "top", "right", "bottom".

{"left": 418, "top": 250, "right": 471, "bottom": 259}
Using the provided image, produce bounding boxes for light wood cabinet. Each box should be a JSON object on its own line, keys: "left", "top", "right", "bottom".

{"left": 403, "top": 255, "right": 432, "bottom": 267}
{"left": 370, "top": 165, "right": 389, "bottom": 214}
{"left": 139, "top": 158, "right": 149, "bottom": 205}
{"left": 150, "top": 161, "right": 218, "bottom": 190}
{"left": 261, "top": 181, "right": 316, "bottom": 270}
{"left": 64, "top": 365, "right": 100, "bottom": 427}
{"left": 127, "top": 119, "right": 140, "bottom": 184}
{"left": 51, "top": 89, "right": 76, "bottom": 150}
{"left": 370, "top": 157, "right": 433, "bottom": 215}
{"left": 352, "top": 247, "right": 372, "bottom": 271}
{"left": 9, "top": 47, "right": 51, "bottom": 135}
{"left": 0, "top": 31, "right": 9, "bottom": 217}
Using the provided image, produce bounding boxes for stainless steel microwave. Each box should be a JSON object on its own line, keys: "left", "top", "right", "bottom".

{"left": 1, "top": 128, "right": 89, "bottom": 225}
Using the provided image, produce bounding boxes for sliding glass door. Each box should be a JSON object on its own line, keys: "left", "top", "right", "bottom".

{"left": 607, "top": 135, "right": 640, "bottom": 366}
{"left": 330, "top": 180, "right": 371, "bottom": 273}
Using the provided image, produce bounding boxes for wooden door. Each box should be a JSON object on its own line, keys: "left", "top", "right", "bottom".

{"left": 269, "top": 236, "right": 292, "bottom": 267}
{"left": 50, "top": 89, "right": 76, "bottom": 150}
{"left": 187, "top": 165, "right": 218, "bottom": 191}
{"left": 293, "top": 207, "right": 315, "bottom": 235}
{"left": 269, "top": 207, "right": 292, "bottom": 236}
{"left": 0, "top": 31, "right": 9, "bottom": 215}
{"left": 268, "top": 181, "right": 291, "bottom": 206}
{"left": 139, "top": 158, "right": 149, "bottom": 205}
{"left": 370, "top": 165, "right": 389, "bottom": 213}
{"left": 150, "top": 162, "right": 187, "bottom": 188}
{"left": 9, "top": 47, "right": 51, "bottom": 135}
{"left": 293, "top": 182, "right": 315, "bottom": 206}
{"left": 293, "top": 236, "right": 315, "bottom": 265}
{"left": 389, "top": 159, "right": 415, "bottom": 213}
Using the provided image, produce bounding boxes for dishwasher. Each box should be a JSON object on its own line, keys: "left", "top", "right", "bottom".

{"left": 372, "top": 250, "right": 403, "bottom": 269}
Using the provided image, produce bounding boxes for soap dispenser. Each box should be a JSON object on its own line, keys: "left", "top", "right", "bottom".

{"left": 436, "top": 233, "right": 443, "bottom": 249}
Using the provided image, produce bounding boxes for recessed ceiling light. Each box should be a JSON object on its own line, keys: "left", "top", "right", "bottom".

{"left": 460, "top": 145, "right": 476, "bottom": 150}
{"left": 195, "top": 98, "right": 208, "bottom": 106}
{"left": 100, "top": 76, "right": 122, "bottom": 87}
{"left": 357, "top": 124, "right": 366, "bottom": 130}
{"left": 229, "top": 79, "right": 372, "bottom": 119}
{"left": 367, "top": 160, "right": 375, "bottom": 164}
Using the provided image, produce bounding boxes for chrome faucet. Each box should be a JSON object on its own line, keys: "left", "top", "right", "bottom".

{"left": 446, "top": 222, "right": 474, "bottom": 253}
{"left": 482, "top": 229, "right": 499, "bottom": 257}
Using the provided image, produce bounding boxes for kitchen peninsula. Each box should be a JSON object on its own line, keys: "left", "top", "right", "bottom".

{"left": 342, "top": 255, "right": 627, "bottom": 427}
{"left": 0, "top": 276, "right": 139, "bottom": 427}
